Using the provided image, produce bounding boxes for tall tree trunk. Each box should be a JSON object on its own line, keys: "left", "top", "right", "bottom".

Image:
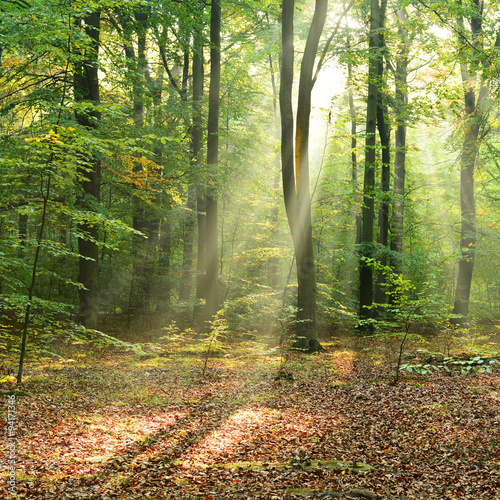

{"left": 192, "top": 25, "right": 206, "bottom": 321}
{"left": 204, "top": 0, "right": 221, "bottom": 322}
{"left": 280, "top": 0, "right": 297, "bottom": 243}
{"left": 158, "top": 220, "right": 172, "bottom": 310}
{"left": 359, "top": 0, "right": 381, "bottom": 320}
{"left": 390, "top": 9, "right": 409, "bottom": 276}
{"left": 268, "top": 46, "right": 281, "bottom": 289}
{"left": 374, "top": 0, "right": 390, "bottom": 306}
{"left": 74, "top": 11, "right": 101, "bottom": 329}
{"left": 179, "top": 188, "right": 196, "bottom": 301}
{"left": 281, "top": 0, "right": 327, "bottom": 351}
{"left": 452, "top": 2, "right": 487, "bottom": 320}
{"left": 189, "top": 26, "right": 205, "bottom": 312}
{"left": 347, "top": 48, "right": 361, "bottom": 247}
{"left": 179, "top": 41, "right": 198, "bottom": 302}
{"left": 453, "top": 71, "right": 482, "bottom": 318}
{"left": 194, "top": 187, "right": 207, "bottom": 324}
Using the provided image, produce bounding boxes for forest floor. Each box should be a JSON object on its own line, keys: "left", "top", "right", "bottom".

{"left": 0, "top": 330, "right": 499, "bottom": 500}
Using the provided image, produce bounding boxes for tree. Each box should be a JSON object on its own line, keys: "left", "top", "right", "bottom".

{"left": 204, "top": 0, "right": 222, "bottom": 322}
{"left": 390, "top": 8, "right": 410, "bottom": 276}
{"left": 280, "top": 0, "right": 328, "bottom": 350}
{"left": 374, "top": 0, "right": 390, "bottom": 306}
{"left": 359, "top": 0, "right": 381, "bottom": 320}
{"left": 452, "top": 0, "right": 489, "bottom": 319}
{"left": 74, "top": 10, "right": 102, "bottom": 329}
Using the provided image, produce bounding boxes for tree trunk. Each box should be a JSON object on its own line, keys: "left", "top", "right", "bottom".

{"left": 359, "top": 0, "right": 381, "bottom": 320}
{"left": 118, "top": 8, "right": 156, "bottom": 326}
{"left": 374, "top": 100, "right": 390, "bottom": 305}
{"left": 390, "top": 9, "right": 409, "bottom": 276}
{"left": 192, "top": 25, "right": 206, "bottom": 322}
{"left": 452, "top": 2, "right": 487, "bottom": 320}
{"left": 158, "top": 220, "right": 172, "bottom": 310}
{"left": 179, "top": 37, "right": 201, "bottom": 303}
{"left": 374, "top": 0, "right": 390, "bottom": 306}
{"left": 74, "top": 11, "right": 101, "bottom": 329}
{"left": 281, "top": 0, "right": 327, "bottom": 351}
{"left": 179, "top": 188, "right": 196, "bottom": 301}
{"left": 194, "top": 188, "right": 207, "bottom": 323}
{"left": 280, "top": 0, "right": 297, "bottom": 239}
{"left": 347, "top": 49, "right": 361, "bottom": 247}
{"left": 268, "top": 46, "right": 281, "bottom": 289}
{"left": 453, "top": 79, "right": 480, "bottom": 318}
{"left": 204, "top": 0, "right": 222, "bottom": 323}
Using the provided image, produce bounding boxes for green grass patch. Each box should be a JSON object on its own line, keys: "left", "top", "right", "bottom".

{"left": 216, "top": 459, "right": 372, "bottom": 473}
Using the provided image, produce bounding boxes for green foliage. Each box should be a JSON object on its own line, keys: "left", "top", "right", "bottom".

{"left": 201, "top": 310, "right": 229, "bottom": 376}
{"left": 358, "top": 259, "right": 441, "bottom": 384}
{"left": 400, "top": 355, "right": 500, "bottom": 376}
{"left": 289, "top": 447, "right": 311, "bottom": 469}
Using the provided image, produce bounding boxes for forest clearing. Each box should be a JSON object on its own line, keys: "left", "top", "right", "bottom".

{"left": 1, "top": 327, "right": 500, "bottom": 499}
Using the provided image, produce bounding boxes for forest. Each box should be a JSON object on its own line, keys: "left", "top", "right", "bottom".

{"left": 0, "top": 0, "right": 499, "bottom": 498}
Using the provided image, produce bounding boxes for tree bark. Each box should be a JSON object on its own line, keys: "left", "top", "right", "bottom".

{"left": 374, "top": 0, "right": 390, "bottom": 306}
{"left": 453, "top": 74, "right": 481, "bottom": 318}
{"left": 347, "top": 47, "right": 361, "bottom": 247}
{"left": 74, "top": 11, "right": 101, "bottom": 329}
{"left": 359, "top": 0, "right": 381, "bottom": 320}
{"left": 205, "top": 0, "right": 221, "bottom": 322}
{"left": 179, "top": 38, "right": 200, "bottom": 302}
{"left": 194, "top": 187, "right": 207, "bottom": 324}
{"left": 280, "top": 0, "right": 297, "bottom": 239}
{"left": 390, "top": 9, "right": 409, "bottom": 276}
{"left": 452, "top": 1, "right": 487, "bottom": 319}
{"left": 179, "top": 188, "right": 196, "bottom": 301}
{"left": 281, "top": 0, "right": 327, "bottom": 351}
{"left": 192, "top": 26, "right": 206, "bottom": 321}
{"left": 268, "top": 46, "right": 281, "bottom": 289}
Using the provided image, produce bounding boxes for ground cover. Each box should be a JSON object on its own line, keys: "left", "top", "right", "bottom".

{"left": 0, "top": 334, "right": 499, "bottom": 499}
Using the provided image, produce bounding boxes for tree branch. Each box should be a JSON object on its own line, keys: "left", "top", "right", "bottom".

{"left": 311, "top": 0, "right": 356, "bottom": 87}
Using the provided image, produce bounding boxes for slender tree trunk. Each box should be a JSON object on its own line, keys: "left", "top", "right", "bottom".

{"left": 179, "top": 42, "right": 198, "bottom": 302}
{"left": 452, "top": 3, "right": 487, "bottom": 319}
{"left": 374, "top": 0, "right": 390, "bottom": 306}
{"left": 192, "top": 26, "right": 206, "bottom": 321}
{"left": 158, "top": 220, "right": 172, "bottom": 310}
{"left": 74, "top": 11, "right": 101, "bottom": 329}
{"left": 281, "top": 0, "right": 327, "bottom": 350}
{"left": 268, "top": 48, "right": 281, "bottom": 289}
{"left": 390, "top": 9, "right": 409, "bottom": 276}
{"left": 194, "top": 188, "right": 207, "bottom": 324}
{"left": 453, "top": 72, "right": 481, "bottom": 318}
{"left": 205, "top": 0, "right": 221, "bottom": 322}
{"left": 17, "top": 173, "right": 52, "bottom": 384}
{"left": 359, "top": 0, "right": 381, "bottom": 320}
{"left": 280, "top": 0, "right": 297, "bottom": 241}
{"left": 179, "top": 188, "right": 196, "bottom": 301}
{"left": 347, "top": 52, "right": 361, "bottom": 247}
{"left": 178, "top": 45, "right": 192, "bottom": 302}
